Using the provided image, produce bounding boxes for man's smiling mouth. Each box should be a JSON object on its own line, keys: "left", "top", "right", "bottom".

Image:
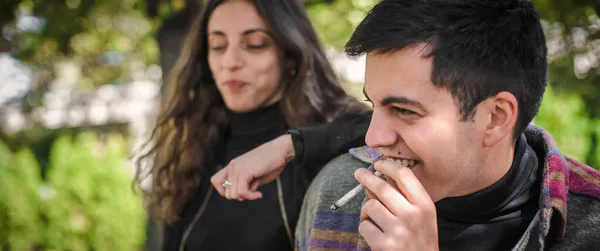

{"left": 382, "top": 156, "right": 421, "bottom": 168}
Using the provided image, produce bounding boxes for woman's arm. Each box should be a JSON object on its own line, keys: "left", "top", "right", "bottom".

{"left": 210, "top": 113, "right": 371, "bottom": 200}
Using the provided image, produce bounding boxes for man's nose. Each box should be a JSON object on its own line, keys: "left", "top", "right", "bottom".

{"left": 365, "top": 110, "right": 399, "bottom": 149}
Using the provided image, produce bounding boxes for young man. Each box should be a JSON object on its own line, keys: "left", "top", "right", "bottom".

{"left": 212, "top": 0, "right": 600, "bottom": 250}
{"left": 294, "top": 0, "right": 600, "bottom": 250}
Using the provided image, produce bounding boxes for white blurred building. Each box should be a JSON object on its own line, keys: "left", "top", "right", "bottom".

{"left": 0, "top": 50, "right": 365, "bottom": 133}
{"left": 0, "top": 50, "right": 365, "bottom": 180}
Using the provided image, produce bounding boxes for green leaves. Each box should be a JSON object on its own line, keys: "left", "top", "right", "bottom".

{"left": 43, "top": 132, "right": 146, "bottom": 251}
{"left": 0, "top": 132, "right": 146, "bottom": 250}
{"left": 6, "top": 0, "right": 159, "bottom": 89}
{"left": 0, "top": 142, "right": 43, "bottom": 251}
{"left": 307, "top": 0, "right": 376, "bottom": 50}
{"left": 536, "top": 86, "right": 591, "bottom": 162}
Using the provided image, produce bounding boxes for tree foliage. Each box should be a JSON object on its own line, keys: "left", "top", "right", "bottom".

{"left": 0, "top": 143, "right": 43, "bottom": 251}
{"left": 0, "top": 132, "right": 146, "bottom": 250}
{"left": 0, "top": 0, "right": 598, "bottom": 167}
{"left": 1, "top": 0, "right": 159, "bottom": 90}
{"left": 531, "top": 0, "right": 599, "bottom": 167}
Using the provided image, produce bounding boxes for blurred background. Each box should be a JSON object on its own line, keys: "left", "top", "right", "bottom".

{"left": 0, "top": 0, "right": 598, "bottom": 250}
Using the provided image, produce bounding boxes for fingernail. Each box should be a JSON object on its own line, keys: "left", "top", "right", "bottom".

{"left": 373, "top": 160, "right": 381, "bottom": 169}
{"left": 354, "top": 168, "right": 367, "bottom": 177}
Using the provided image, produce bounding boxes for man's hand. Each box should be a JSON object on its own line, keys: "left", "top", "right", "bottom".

{"left": 211, "top": 134, "right": 295, "bottom": 201}
{"left": 354, "top": 159, "right": 439, "bottom": 251}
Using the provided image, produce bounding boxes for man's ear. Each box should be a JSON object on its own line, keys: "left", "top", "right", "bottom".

{"left": 482, "top": 91, "right": 518, "bottom": 147}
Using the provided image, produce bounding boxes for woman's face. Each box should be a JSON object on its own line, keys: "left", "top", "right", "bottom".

{"left": 207, "top": 0, "right": 284, "bottom": 113}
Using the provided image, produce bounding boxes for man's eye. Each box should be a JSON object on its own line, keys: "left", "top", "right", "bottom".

{"left": 393, "top": 107, "right": 417, "bottom": 116}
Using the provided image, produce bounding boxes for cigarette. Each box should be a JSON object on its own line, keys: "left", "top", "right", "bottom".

{"left": 330, "top": 170, "right": 382, "bottom": 211}
{"left": 330, "top": 155, "right": 384, "bottom": 211}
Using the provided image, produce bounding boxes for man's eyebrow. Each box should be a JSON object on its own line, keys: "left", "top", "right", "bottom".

{"left": 363, "top": 87, "right": 427, "bottom": 112}
{"left": 381, "top": 96, "right": 427, "bottom": 112}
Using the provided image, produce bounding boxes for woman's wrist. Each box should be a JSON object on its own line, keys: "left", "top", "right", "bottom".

{"left": 276, "top": 134, "right": 296, "bottom": 163}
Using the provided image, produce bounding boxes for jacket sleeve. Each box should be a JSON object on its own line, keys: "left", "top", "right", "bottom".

{"left": 287, "top": 113, "right": 371, "bottom": 178}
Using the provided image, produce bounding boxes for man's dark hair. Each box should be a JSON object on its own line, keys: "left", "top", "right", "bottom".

{"left": 346, "top": 0, "right": 548, "bottom": 139}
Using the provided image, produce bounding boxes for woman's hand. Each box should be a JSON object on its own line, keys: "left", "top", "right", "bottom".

{"left": 211, "top": 134, "right": 295, "bottom": 200}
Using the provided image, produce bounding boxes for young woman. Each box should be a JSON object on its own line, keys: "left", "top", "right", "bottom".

{"left": 135, "top": 1, "right": 369, "bottom": 250}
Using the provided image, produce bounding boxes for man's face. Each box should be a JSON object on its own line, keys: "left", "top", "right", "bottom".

{"left": 363, "top": 44, "right": 489, "bottom": 202}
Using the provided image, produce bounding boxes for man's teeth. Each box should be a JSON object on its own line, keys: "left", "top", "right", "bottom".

{"left": 382, "top": 157, "right": 419, "bottom": 167}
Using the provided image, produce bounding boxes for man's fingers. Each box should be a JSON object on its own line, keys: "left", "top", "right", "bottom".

{"left": 354, "top": 168, "right": 409, "bottom": 215}
{"left": 358, "top": 219, "right": 386, "bottom": 249}
{"left": 360, "top": 199, "right": 395, "bottom": 231}
{"left": 374, "top": 160, "right": 432, "bottom": 207}
{"left": 365, "top": 188, "right": 378, "bottom": 200}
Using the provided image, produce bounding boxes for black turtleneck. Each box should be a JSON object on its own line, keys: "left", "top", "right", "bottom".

{"left": 184, "top": 102, "right": 292, "bottom": 251}
{"left": 435, "top": 135, "right": 541, "bottom": 251}
{"left": 222, "top": 102, "right": 287, "bottom": 163}
{"left": 163, "top": 102, "right": 303, "bottom": 251}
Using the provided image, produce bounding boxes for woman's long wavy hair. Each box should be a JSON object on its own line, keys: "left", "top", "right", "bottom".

{"left": 135, "top": 0, "right": 369, "bottom": 224}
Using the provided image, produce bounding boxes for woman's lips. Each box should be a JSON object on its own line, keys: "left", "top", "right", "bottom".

{"left": 223, "top": 80, "right": 248, "bottom": 91}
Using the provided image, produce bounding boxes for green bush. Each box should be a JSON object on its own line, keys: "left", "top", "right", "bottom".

{"left": 42, "top": 132, "right": 146, "bottom": 251}
{"left": 536, "top": 86, "right": 590, "bottom": 161}
{"left": 535, "top": 86, "right": 595, "bottom": 167}
{"left": 0, "top": 131, "right": 146, "bottom": 251}
{"left": 0, "top": 141, "right": 43, "bottom": 251}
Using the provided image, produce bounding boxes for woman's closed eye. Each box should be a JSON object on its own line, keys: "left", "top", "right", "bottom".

{"left": 208, "top": 38, "right": 227, "bottom": 51}
{"left": 210, "top": 45, "right": 226, "bottom": 51}
{"left": 243, "top": 33, "right": 272, "bottom": 51}
{"left": 245, "top": 43, "right": 269, "bottom": 50}
{"left": 208, "top": 43, "right": 267, "bottom": 51}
